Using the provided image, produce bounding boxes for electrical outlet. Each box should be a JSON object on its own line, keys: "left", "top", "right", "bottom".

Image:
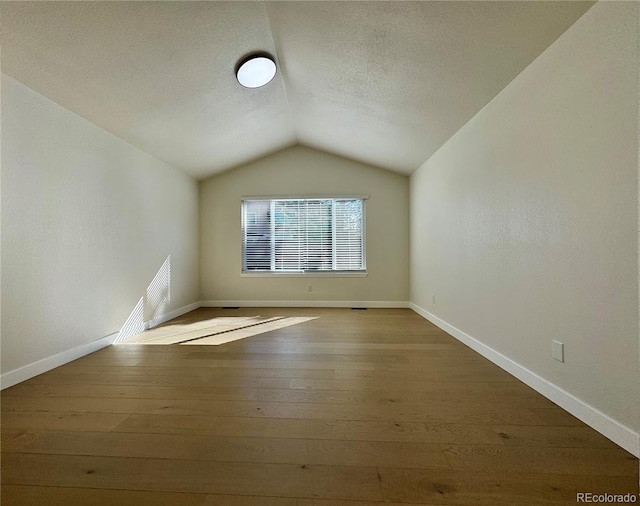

{"left": 307, "top": 285, "right": 313, "bottom": 293}
{"left": 552, "top": 340, "right": 564, "bottom": 362}
{"left": 432, "top": 294, "right": 436, "bottom": 304}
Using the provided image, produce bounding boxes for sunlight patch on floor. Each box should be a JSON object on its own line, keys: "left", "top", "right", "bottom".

{"left": 117, "top": 316, "right": 318, "bottom": 346}
{"left": 119, "top": 316, "right": 264, "bottom": 345}
{"left": 180, "top": 316, "right": 318, "bottom": 346}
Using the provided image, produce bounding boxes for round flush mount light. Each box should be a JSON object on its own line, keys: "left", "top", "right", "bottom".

{"left": 236, "top": 54, "right": 277, "bottom": 88}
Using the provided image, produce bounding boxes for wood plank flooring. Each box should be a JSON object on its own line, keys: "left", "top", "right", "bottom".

{"left": 2, "top": 307, "right": 638, "bottom": 505}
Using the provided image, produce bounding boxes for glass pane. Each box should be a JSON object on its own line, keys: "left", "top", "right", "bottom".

{"left": 243, "top": 198, "right": 364, "bottom": 272}
{"left": 335, "top": 199, "right": 364, "bottom": 270}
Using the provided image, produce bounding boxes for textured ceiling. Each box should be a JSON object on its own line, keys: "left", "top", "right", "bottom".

{"left": 1, "top": 1, "right": 594, "bottom": 179}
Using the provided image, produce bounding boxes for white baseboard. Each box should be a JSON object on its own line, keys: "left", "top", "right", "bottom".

{"left": 1, "top": 302, "right": 202, "bottom": 389}
{"left": 0, "top": 333, "right": 117, "bottom": 390}
{"left": 409, "top": 303, "right": 640, "bottom": 458}
{"left": 147, "top": 301, "right": 201, "bottom": 329}
{"left": 199, "top": 300, "right": 410, "bottom": 309}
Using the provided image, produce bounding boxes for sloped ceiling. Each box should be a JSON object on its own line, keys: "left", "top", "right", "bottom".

{"left": 1, "top": 1, "right": 594, "bottom": 179}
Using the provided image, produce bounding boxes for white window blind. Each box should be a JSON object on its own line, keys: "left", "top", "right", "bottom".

{"left": 242, "top": 198, "right": 365, "bottom": 273}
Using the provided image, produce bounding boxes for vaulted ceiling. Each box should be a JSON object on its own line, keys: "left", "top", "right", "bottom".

{"left": 1, "top": 1, "right": 594, "bottom": 179}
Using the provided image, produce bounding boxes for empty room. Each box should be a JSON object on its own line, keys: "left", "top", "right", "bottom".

{"left": 1, "top": 1, "right": 638, "bottom": 505}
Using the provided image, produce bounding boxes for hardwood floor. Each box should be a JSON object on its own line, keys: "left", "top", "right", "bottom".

{"left": 2, "top": 308, "right": 638, "bottom": 505}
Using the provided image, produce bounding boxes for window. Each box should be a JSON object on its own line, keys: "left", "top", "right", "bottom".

{"left": 242, "top": 198, "right": 365, "bottom": 273}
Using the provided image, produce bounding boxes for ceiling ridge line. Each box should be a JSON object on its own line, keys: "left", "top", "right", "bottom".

{"left": 261, "top": 0, "right": 300, "bottom": 145}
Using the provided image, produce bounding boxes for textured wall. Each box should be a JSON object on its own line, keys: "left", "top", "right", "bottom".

{"left": 1, "top": 75, "right": 200, "bottom": 373}
{"left": 200, "top": 145, "right": 409, "bottom": 303}
{"left": 410, "top": 2, "right": 638, "bottom": 433}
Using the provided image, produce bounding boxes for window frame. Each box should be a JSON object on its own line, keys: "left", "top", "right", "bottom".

{"left": 240, "top": 196, "right": 368, "bottom": 277}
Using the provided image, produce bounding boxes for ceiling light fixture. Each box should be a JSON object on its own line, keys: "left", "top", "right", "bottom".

{"left": 235, "top": 53, "right": 277, "bottom": 88}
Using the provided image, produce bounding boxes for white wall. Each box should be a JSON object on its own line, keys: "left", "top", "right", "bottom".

{"left": 410, "top": 1, "right": 639, "bottom": 449}
{"left": 1, "top": 75, "right": 200, "bottom": 379}
{"left": 200, "top": 145, "right": 409, "bottom": 304}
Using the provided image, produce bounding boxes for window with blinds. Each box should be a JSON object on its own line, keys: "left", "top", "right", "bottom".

{"left": 242, "top": 198, "right": 365, "bottom": 273}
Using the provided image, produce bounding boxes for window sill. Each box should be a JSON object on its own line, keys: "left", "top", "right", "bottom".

{"left": 240, "top": 271, "right": 368, "bottom": 278}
